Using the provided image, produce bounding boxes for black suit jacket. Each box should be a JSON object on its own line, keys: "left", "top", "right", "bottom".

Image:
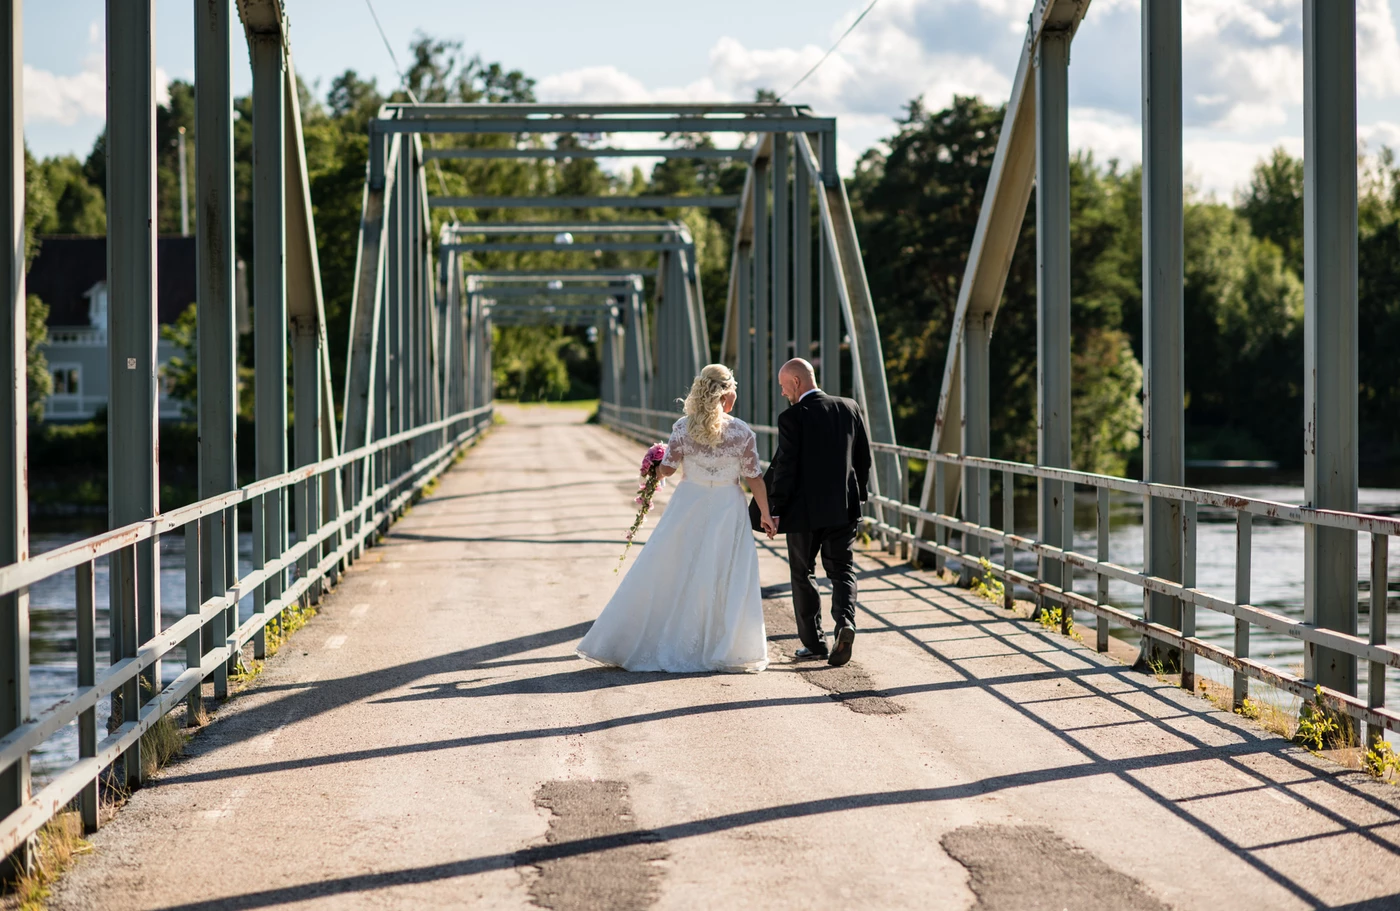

{"left": 766, "top": 391, "right": 872, "bottom": 534}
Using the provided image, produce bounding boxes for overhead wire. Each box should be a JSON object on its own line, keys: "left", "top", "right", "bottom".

{"left": 363, "top": 0, "right": 459, "bottom": 223}
{"left": 776, "top": 0, "right": 880, "bottom": 102}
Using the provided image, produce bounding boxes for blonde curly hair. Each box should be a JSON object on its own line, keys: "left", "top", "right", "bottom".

{"left": 681, "top": 364, "right": 737, "bottom": 447}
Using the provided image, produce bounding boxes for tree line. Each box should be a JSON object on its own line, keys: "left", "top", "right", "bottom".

{"left": 22, "top": 37, "right": 1400, "bottom": 485}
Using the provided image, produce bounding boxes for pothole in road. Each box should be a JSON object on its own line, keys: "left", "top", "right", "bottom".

{"left": 941, "top": 824, "right": 1175, "bottom": 911}
{"left": 524, "top": 780, "right": 669, "bottom": 911}
{"left": 762, "top": 598, "right": 906, "bottom": 716}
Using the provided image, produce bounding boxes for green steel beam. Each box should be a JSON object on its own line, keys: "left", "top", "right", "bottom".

{"left": 0, "top": 0, "right": 28, "bottom": 875}
{"left": 375, "top": 116, "right": 833, "bottom": 134}
{"left": 1142, "top": 0, "right": 1187, "bottom": 667}
{"left": 464, "top": 269, "right": 652, "bottom": 280}
{"left": 196, "top": 0, "right": 237, "bottom": 702}
{"left": 794, "top": 148, "right": 812, "bottom": 362}
{"left": 425, "top": 147, "right": 748, "bottom": 161}
{"left": 107, "top": 0, "right": 160, "bottom": 786}
{"left": 1303, "top": 0, "right": 1360, "bottom": 695}
{"left": 772, "top": 134, "right": 789, "bottom": 425}
{"left": 1036, "top": 29, "right": 1073, "bottom": 600}
{"left": 428, "top": 196, "right": 739, "bottom": 209}
{"left": 447, "top": 221, "right": 681, "bottom": 234}
{"left": 389, "top": 102, "right": 811, "bottom": 117}
{"left": 250, "top": 30, "right": 286, "bottom": 660}
{"left": 445, "top": 241, "right": 690, "bottom": 254}
{"left": 753, "top": 157, "right": 770, "bottom": 455}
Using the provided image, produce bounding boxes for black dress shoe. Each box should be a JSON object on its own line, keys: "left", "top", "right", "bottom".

{"left": 828, "top": 628, "right": 854, "bottom": 667}
{"left": 794, "top": 646, "right": 829, "bottom": 660}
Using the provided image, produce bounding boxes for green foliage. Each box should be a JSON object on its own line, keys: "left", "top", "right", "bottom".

{"left": 159, "top": 303, "right": 199, "bottom": 418}
{"left": 158, "top": 302, "right": 255, "bottom": 420}
{"left": 1294, "top": 685, "right": 1354, "bottom": 752}
{"left": 25, "top": 295, "right": 50, "bottom": 420}
{"left": 849, "top": 98, "right": 1146, "bottom": 471}
{"left": 970, "top": 557, "right": 1005, "bottom": 605}
{"left": 492, "top": 325, "right": 572, "bottom": 401}
{"left": 1366, "top": 739, "right": 1400, "bottom": 782}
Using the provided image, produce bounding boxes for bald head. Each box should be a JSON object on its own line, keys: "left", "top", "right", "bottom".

{"left": 778, "top": 358, "right": 817, "bottom": 405}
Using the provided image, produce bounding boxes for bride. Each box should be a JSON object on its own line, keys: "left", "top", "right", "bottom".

{"left": 578, "top": 364, "right": 772, "bottom": 673}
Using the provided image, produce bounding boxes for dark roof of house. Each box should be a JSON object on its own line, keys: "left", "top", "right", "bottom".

{"left": 26, "top": 235, "right": 198, "bottom": 327}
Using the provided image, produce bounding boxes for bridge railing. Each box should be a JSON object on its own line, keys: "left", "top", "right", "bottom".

{"left": 0, "top": 404, "right": 492, "bottom": 860}
{"left": 867, "top": 441, "right": 1400, "bottom": 747}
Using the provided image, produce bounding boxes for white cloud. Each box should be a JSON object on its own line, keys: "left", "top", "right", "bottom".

{"left": 23, "top": 20, "right": 169, "bottom": 128}
{"left": 534, "top": 0, "right": 1400, "bottom": 195}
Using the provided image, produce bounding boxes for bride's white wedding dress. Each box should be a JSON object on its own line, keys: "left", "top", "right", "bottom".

{"left": 577, "top": 415, "right": 769, "bottom": 673}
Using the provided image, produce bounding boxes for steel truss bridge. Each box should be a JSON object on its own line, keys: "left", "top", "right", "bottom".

{"left": 0, "top": 0, "right": 1397, "bottom": 880}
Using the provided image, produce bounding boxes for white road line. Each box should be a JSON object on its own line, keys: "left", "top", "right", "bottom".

{"left": 200, "top": 787, "right": 248, "bottom": 820}
{"left": 349, "top": 603, "right": 370, "bottom": 618}
{"left": 325, "top": 635, "right": 347, "bottom": 650}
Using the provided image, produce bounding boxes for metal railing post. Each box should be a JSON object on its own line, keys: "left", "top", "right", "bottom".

{"left": 1233, "top": 510, "right": 1251, "bottom": 708}
{"left": 1368, "top": 532, "right": 1389, "bottom": 748}
{"left": 1096, "top": 487, "right": 1110, "bottom": 651}
{"left": 1004, "top": 469, "right": 1016, "bottom": 610}
{"left": 934, "top": 460, "right": 946, "bottom": 573}
{"left": 183, "top": 521, "right": 203, "bottom": 727}
{"left": 76, "top": 561, "right": 98, "bottom": 833}
{"left": 1181, "top": 499, "right": 1196, "bottom": 690}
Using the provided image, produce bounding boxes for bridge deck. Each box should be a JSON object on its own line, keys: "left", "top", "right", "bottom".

{"left": 51, "top": 406, "right": 1400, "bottom": 910}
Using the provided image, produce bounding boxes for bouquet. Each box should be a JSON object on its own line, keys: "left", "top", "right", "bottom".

{"left": 616, "top": 442, "right": 668, "bottom": 571}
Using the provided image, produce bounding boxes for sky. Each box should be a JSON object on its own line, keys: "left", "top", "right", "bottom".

{"left": 21, "top": 0, "right": 1400, "bottom": 199}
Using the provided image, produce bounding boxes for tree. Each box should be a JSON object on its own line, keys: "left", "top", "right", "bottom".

{"left": 25, "top": 295, "right": 50, "bottom": 420}
{"left": 1238, "top": 147, "right": 1303, "bottom": 277}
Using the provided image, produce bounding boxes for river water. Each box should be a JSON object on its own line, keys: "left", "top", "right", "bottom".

{"left": 26, "top": 524, "right": 258, "bottom": 784}
{"left": 22, "top": 483, "right": 1400, "bottom": 781}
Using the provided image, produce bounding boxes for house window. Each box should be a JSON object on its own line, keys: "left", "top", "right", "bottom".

{"left": 51, "top": 365, "right": 80, "bottom": 396}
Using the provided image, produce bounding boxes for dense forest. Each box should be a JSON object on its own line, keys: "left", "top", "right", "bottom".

{"left": 22, "top": 37, "right": 1400, "bottom": 489}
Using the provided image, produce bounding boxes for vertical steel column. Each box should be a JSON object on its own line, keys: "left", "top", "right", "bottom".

{"left": 1035, "top": 29, "right": 1072, "bottom": 600}
{"left": 753, "top": 158, "right": 770, "bottom": 455}
{"left": 251, "top": 31, "right": 285, "bottom": 659}
{"left": 736, "top": 243, "right": 751, "bottom": 421}
{"left": 961, "top": 311, "right": 990, "bottom": 572}
{"left": 1302, "top": 0, "right": 1359, "bottom": 696}
{"left": 623, "top": 289, "right": 648, "bottom": 409}
{"left": 794, "top": 148, "right": 812, "bottom": 364}
{"left": 772, "top": 134, "right": 790, "bottom": 427}
{"left": 195, "top": 0, "right": 236, "bottom": 699}
{"left": 387, "top": 154, "right": 404, "bottom": 495}
{"left": 1142, "top": 0, "right": 1185, "bottom": 665}
{"left": 819, "top": 239, "right": 839, "bottom": 394}
{"left": 0, "top": 0, "right": 27, "bottom": 873}
{"left": 108, "top": 0, "right": 160, "bottom": 747}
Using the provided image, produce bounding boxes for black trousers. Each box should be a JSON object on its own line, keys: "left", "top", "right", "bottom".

{"left": 786, "top": 521, "right": 859, "bottom": 651}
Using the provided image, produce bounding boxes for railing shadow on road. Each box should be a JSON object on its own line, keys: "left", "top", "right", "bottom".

{"left": 406, "top": 478, "right": 623, "bottom": 504}
{"left": 141, "top": 543, "right": 1400, "bottom": 910}
{"left": 757, "top": 539, "right": 1400, "bottom": 907}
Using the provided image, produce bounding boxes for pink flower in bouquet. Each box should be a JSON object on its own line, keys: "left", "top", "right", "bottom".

{"left": 617, "top": 442, "right": 670, "bottom": 572}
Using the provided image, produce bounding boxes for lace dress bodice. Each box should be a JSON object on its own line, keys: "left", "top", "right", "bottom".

{"left": 661, "top": 416, "right": 763, "bottom": 484}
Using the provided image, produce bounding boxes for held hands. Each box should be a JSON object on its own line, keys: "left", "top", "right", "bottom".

{"left": 761, "top": 514, "right": 779, "bottom": 538}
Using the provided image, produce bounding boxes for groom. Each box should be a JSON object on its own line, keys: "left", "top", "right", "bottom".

{"left": 763, "top": 358, "right": 872, "bottom": 667}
